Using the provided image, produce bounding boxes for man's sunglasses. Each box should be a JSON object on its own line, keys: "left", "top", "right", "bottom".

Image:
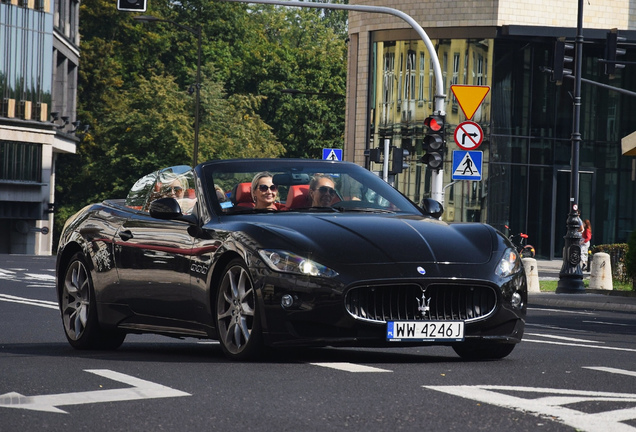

{"left": 258, "top": 184, "right": 278, "bottom": 192}
{"left": 168, "top": 186, "right": 183, "bottom": 193}
{"left": 317, "top": 186, "right": 336, "bottom": 196}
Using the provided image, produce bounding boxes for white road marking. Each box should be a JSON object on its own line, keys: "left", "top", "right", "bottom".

{"left": 310, "top": 362, "right": 392, "bottom": 373}
{"left": 0, "top": 294, "right": 58, "bottom": 310}
{"left": 584, "top": 366, "right": 636, "bottom": 378}
{"left": 523, "top": 338, "right": 636, "bottom": 353}
{"left": 525, "top": 333, "right": 602, "bottom": 344}
{"left": 528, "top": 307, "right": 595, "bottom": 315}
{"left": 582, "top": 320, "right": 630, "bottom": 327}
{"left": 0, "top": 369, "right": 191, "bottom": 414}
{"left": 24, "top": 273, "right": 56, "bottom": 282}
{"left": 526, "top": 323, "right": 593, "bottom": 334}
{"left": 424, "top": 384, "right": 636, "bottom": 432}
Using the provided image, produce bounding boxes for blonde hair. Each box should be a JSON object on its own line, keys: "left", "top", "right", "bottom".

{"left": 251, "top": 171, "right": 275, "bottom": 199}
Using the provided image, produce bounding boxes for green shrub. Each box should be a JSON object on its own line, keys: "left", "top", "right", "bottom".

{"left": 625, "top": 230, "right": 636, "bottom": 289}
{"left": 591, "top": 243, "right": 629, "bottom": 283}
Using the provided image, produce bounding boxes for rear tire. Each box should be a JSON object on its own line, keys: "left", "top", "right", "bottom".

{"left": 61, "top": 252, "right": 125, "bottom": 350}
{"left": 452, "top": 342, "right": 516, "bottom": 360}
{"left": 215, "top": 258, "right": 262, "bottom": 361}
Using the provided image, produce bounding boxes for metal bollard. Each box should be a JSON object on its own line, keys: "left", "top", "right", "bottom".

{"left": 589, "top": 252, "right": 613, "bottom": 290}
{"left": 522, "top": 258, "right": 540, "bottom": 293}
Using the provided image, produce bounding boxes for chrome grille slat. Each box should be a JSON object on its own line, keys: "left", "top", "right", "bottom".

{"left": 345, "top": 284, "right": 497, "bottom": 323}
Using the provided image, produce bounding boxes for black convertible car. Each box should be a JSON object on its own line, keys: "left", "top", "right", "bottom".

{"left": 56, "top": 159, "right": 527, "bottom": 360}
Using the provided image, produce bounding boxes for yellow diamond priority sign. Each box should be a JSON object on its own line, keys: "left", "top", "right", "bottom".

{"left": 450, "top": 85, "right": 490, "bottom": 120}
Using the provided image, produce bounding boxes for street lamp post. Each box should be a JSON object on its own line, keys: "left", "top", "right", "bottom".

{"left": 133, "top": 15, "right": 201, "bottom": 167}
{"left": 556, "top": 0, "right": 585, "bottom": 293}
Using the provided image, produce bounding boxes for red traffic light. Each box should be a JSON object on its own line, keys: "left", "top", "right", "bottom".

{"left": 424, "top": 115, "right": 444, "bottom": 132}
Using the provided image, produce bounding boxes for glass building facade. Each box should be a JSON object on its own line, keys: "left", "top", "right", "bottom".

{"left": 0, "top": 0, "right": 78, "bottom": 255}
{"left": 366, "top": 32, "right": 636, "bottom": 259}
{"left": 0, "top": 0, "right": 53, "bottom": 121}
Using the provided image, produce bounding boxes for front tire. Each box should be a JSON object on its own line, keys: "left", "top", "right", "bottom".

{"left": 452, "top": 342, "right": 516, "bottom": 360}
{"left": 61, "top": 252, "right": 125, "bottom": 350}
{"left": 215, "top": 259, "right": 262, "bottom": 360}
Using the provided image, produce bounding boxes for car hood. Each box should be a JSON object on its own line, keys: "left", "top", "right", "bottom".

{"left": 240, "top": 214, "right": 497, "bottom": 266}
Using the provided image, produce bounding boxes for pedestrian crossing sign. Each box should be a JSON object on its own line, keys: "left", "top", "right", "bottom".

{"left": 322, "top": 148, "right": 342, "bottom": 161}
{"left": 452, "top": 150, "right": 482, "bottom": 180}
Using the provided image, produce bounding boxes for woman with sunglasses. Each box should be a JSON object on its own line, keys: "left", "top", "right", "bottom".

{"left": 309, "top": 174, "right": 337, "bottom": 207}
{"left": 251, "top": 172, "right": 279, "bottom": 210}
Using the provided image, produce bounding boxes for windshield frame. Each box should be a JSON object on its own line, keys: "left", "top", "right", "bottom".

{"left": 199, "top": 159, "right": 422, "bottom": 216}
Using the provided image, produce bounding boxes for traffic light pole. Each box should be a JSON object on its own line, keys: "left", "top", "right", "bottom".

{"left": 219, "top": 0, "right": 447, "bottom": 197}
{"left": 557, "top": 0, "right": 585, "bottom": 293}
{"left": 383, "top": 138, "right": 390, "bottom": 182}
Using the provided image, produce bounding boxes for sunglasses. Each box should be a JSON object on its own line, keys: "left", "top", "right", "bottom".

{"left": 168, "top": 186, "right": 183, "bottom": 193}
{"left": 258, "top": 184, "right": 278, "bottom": 192}
{"left": 317, "top": 186, "right": 336, "bottom": 196}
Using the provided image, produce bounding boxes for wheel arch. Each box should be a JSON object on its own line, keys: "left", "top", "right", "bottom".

{"left": 56, "top": 242, "right": 84, "bottom": 303}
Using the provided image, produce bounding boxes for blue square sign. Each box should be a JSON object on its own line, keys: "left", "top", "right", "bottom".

{"left": 322, "top": 148, "right": 342, "bottom": 161}
{"left": 452, "top": 151, "right": 482, "bottom": 180}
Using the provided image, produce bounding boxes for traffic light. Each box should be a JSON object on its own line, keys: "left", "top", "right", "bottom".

{"left": 604, "top": 28, "right": 626, "bottom": 77}
{"left": 117, "top": 0, "right": 146, "bottom": 12}
{"left": 552, "top": 37, "right": 574, "bottom": 85}
{"left": 365, "top": 147, "right": 382, "bottom": 163}
{"left": 421, "top": 115, "right": 445, "bottom": 170}
{"left": 389, "top": 146, "right": 409, "bottom": 175}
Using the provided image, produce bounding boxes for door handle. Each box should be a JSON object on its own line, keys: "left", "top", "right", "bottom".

{"left": 118, "top": 230, "right": 133, "bottom": 241}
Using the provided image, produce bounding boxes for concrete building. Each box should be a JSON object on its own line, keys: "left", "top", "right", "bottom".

{"left": 345, "top": 0, "right": 636, "bottom": 259}
{"left": 0, "top": 0, "right": 79, "bottom": 254}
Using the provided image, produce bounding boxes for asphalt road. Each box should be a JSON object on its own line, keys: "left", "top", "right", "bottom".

{"left": 1, "top": 255, "right": 636, "bottom": 432}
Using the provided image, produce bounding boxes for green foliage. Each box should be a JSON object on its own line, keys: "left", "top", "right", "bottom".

{"left": 625, "top": 230, "right": 636, "bottom": 289}
{"left": 54, "top": 0, "right": 347, "bottom": 245}
{"left": 590, "top": 243, "right": 630, "bottom": 284}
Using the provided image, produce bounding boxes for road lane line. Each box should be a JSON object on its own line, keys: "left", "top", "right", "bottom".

{"left": 582, "top": 320, "right": 630, "bottom": 326}
{"left": 528, "top": 307, "right": 595, "bottom": 315}
{"left": 310, "top": 362, "right": 392, "bottom": 373}
{"left": 583, "top": 366, "right": 636, "bottom": 378}
{"left": 525, "top": 333, "right": 602, "bottom": 344}
{"left": 523, "top": 338, "right": 636, "bottom": 353}
{"left": 0, "top": 294, "right": 58, "bottom": 310}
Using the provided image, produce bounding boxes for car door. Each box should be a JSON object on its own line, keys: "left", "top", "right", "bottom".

{"left": 113, "top": 212, "right": 195, "bottom": 323}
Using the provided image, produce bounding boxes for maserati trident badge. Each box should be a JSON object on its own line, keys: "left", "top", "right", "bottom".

{"left": 416, "top": 288, "right": 431, "bottom": 318}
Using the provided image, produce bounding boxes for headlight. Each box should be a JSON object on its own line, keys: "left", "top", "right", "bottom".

{"left": 495, "top": 247, "right": 521, "bottom": 278}
{"left": 258, "top": 249, "right": 338, "bottom": 278}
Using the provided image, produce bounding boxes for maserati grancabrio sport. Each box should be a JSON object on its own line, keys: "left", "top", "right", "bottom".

{"left": 56, "top": 159, "right": 527, "bottom": 360}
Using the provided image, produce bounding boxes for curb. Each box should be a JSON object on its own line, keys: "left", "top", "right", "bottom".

{"left": 528, "top": 293, "right": 636, "bottom": 313}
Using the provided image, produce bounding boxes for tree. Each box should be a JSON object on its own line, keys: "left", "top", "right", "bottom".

{"left": 54, "top": 0, "right": 346, "bottom": 238}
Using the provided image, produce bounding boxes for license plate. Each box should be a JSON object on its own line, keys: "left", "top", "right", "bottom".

{"left": 387, "top": 321, "right": 465, "bottom": 342}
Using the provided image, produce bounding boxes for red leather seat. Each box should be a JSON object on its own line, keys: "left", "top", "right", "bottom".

{"left": 234, "top": 182, "right": 255, "bottom": 208}
{"left": 285, "top": 185, "right": 310, "bottom": 209}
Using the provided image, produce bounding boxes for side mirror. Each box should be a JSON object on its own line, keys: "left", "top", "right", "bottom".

{"left": 421, "top": 198, "right": 444, "bottom": 219}
{"left": 149, "top": 197, "right": 183, "bottom": 220}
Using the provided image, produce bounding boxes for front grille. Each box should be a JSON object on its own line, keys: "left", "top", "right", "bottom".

{"left": 345, "top": 284, "right": 497, "bottom": 323}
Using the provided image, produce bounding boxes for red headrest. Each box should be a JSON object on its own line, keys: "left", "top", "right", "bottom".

{"left": 235, "top": 182, "right": 254, "bottom": 207}
{"left": 285, "top": 184, "right": 310, "bottom": 209}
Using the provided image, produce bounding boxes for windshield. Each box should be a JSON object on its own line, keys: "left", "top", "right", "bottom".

{"left": 201, "top": 159, "right": 421, "bottom": 215}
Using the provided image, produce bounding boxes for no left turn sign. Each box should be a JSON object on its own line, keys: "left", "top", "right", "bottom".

{"left": 454, "top": 121, "right": 483, "bottom": 150}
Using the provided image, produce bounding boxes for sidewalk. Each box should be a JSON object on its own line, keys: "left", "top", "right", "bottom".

{"left": 529, "top": 259, "right": 636, "bottom": 313}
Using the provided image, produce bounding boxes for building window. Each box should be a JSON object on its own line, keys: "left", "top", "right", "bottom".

{"left": 418, "top": 52, "right": 425, "bottom": 103}
{"left": 0, "top": 141, "right": 42, "bottom": 182}
{"left": 381, "top": 52, "right": 394, "bottom": 126}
